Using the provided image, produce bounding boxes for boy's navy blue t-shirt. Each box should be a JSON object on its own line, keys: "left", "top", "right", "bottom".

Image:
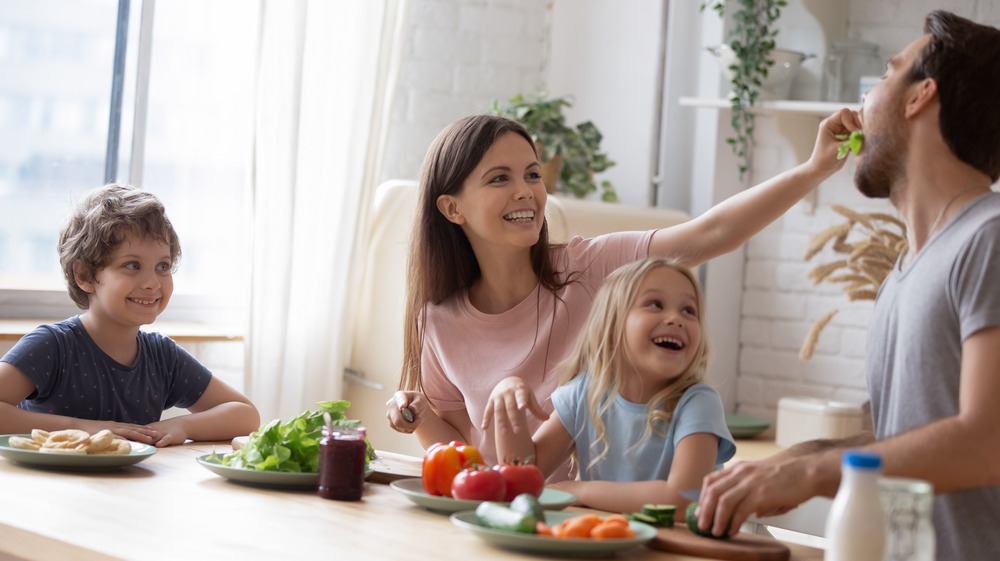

{"left": 2, "top": 316, "right": 212, "bottom": 424}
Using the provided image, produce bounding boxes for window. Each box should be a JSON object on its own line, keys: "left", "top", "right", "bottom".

{"left": 0, "top": 0, "right": 258, "bottom": 324}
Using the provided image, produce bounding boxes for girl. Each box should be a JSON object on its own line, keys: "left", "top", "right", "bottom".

{"left": 385, "top": 112, "right": 852, "bottom": 478}
{"left": 493, "top": 257, "right": 734, "bottom": 514}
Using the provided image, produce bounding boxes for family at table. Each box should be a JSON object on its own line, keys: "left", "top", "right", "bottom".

{"left": 1, "top": 10, "right": 998, "bottom": 561}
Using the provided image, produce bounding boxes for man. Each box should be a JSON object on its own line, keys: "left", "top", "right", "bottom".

{"left": 694, "top": 11, "right": 1000, "bottom": 561}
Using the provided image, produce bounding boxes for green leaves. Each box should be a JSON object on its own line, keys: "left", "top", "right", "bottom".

{"left": 705, "top": 0, "right": 788, "bottom": 181}
{"left": 836, "top": 130, "right": 864, "bottom": 160}
{"left": 212, "top": 400, "right": 370, "bottom": 473}
{"left": 492, "top": 91, "right": 619, "bottom": 202}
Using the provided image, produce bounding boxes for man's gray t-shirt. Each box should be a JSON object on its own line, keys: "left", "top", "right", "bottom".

{"left": 867, "top": 192, "right": 1000, "bottom": 561}
{"left": 3, "top": 316, "right": 212, "bottom": 424}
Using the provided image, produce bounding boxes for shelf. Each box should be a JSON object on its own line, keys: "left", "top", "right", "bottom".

{"left": 679, "top": 97, "right": 860, "bottom": 117}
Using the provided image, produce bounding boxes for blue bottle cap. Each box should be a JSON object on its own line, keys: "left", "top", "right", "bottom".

{"left": 843, "top": 450, "right": 882, "bottom": 469}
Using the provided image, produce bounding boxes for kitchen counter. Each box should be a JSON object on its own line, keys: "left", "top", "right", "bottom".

{"left": 0, "top": 441, "right": 822, "bottom": 561}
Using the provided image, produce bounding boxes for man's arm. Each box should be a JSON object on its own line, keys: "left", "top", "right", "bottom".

{"left": 864, "top": 325, "right": 1000, "bottom": 491}
{"left": 697, "top": 326, "right": 1000, "bottom": 537}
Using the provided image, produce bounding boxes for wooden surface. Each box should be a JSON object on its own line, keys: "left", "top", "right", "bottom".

{"left": 649, "top": 527, "right": 790, "bottom": 561}
{"left": 0, "top": 441, "right": 822, "bottom": 561}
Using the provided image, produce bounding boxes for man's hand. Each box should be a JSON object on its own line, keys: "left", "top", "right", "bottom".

{"left": 697, "top": 457, "right": 818, "bottom": 537}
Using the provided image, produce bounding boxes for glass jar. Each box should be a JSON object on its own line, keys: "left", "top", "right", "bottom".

{"left": 318, "top": 425, "right": 367, "bottom": 501}
{"left": 878, "top": 477, "right": 935, "bottom": 561}
{"left": 824, "top": 39, "right": 883, "bottom": 103}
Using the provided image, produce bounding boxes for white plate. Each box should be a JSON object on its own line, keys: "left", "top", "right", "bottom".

{"left": 0, "top": 434, "right": 156, "bottom": 470}
{"left": 450, "top": 510, "right": 655, "bottom": 557}
{"left": 196, "top": 454, "right": 373, "bottom": 489}
{"left": 390, "top": 477, "right": 576, "bottom": 514}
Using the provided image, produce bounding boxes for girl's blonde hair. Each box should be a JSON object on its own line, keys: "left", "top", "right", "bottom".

{"left": 560, "top": 257, "right": 711, "bottom": 469}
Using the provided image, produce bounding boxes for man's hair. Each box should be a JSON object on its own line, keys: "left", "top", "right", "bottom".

{"left": 909, "top": 11, "right": 1000, "bottom": 181}
{"left": 58, "top": 184, "right": 181, "bottom": 309}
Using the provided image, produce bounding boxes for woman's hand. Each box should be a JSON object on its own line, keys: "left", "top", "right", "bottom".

{"left": 385, "top": 391, "right": 431, "bottom": 434}
{"left": 481, "top": 377, "right": 549, "bottom": 435}
{"left": 807, "top": 107, "right": 863, "bottom": 175}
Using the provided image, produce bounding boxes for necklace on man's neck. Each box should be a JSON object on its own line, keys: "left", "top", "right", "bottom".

{"left": 925, "top": 181, "right": 992, "bottom": 242}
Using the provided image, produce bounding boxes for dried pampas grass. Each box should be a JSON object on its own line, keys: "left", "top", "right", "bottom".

{"left": 799, "top": 205, "right": 907, "bottom": 360}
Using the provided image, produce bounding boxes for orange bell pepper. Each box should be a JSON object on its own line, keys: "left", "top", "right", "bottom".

{"left": 421, "top": 441, "right": 484, "bottom": 497}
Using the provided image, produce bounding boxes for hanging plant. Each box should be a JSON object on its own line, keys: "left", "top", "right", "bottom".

{"left": 703, "top": 0, "right": 787, "bottom": 181}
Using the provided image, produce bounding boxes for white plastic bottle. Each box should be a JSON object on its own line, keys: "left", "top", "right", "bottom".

{"left": 824, "top": 450, "right": 886, "bottom": 561}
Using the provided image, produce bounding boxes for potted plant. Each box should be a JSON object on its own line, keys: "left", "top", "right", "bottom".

{"left": 703, "top": 0, "right": 788, "bottom": 181}
{"left": 491, "top": 92, "right": 619, "bottom": 202}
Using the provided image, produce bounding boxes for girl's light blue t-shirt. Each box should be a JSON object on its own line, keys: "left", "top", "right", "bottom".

{"left": 551, "top": 376, "right": 735, "bottom": 481}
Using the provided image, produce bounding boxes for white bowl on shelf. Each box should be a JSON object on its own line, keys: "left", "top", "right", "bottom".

{"left": 707, "top": 44, "right": 811, "bottom": 100}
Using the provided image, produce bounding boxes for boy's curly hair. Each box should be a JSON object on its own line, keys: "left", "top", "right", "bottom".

{"left": 58, "top": 184, "right": 181, "bottom": 309}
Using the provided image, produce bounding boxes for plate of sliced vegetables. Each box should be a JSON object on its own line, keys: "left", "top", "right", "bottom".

{"left": 390, "top": 477, "right": 576, "bottom": 514}
{"left": 450, "top": 510, "right": 656, "bottom": 556}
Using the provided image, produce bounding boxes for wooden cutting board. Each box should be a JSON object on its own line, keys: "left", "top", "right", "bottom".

{"left": 648, "top": 525, "right": 790, "bottom": 561}
{"left": 367, "top": 450, "right": 422, "bottom": 484}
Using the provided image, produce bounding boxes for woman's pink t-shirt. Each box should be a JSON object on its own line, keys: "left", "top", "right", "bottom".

{"left": 420, "top": 231, "right": 654, "bottom": 479}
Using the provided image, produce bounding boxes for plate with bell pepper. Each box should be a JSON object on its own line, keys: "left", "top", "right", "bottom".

{"left": 390, "top": 477, "right": 576, "bottom": 514}
{"left": 390, "top": 440, "right": 575, "bottom": 513}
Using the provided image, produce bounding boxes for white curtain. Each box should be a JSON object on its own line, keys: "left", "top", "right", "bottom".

{"left": 247, "top": 0, "right": 407, "bottom": 422}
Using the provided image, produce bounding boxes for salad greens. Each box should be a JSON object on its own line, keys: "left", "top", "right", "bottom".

{"left": 836, "top": 129, "right": 864, "bottom": 160}
{"left": 205, "top": 400, "right": 376, "bottom": 472}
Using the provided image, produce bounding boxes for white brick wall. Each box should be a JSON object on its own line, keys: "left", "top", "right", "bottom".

{"left": 380, "top": 0, "right": 551, "bottom": 183}
{"left": 734, "top": 1, "right": 1000, "bottom": 422}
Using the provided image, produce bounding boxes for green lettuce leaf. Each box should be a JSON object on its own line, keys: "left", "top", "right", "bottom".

{"left": 219, "top": 400, "right": 373, "bottom": 473}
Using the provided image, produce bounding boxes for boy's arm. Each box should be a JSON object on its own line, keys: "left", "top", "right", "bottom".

{"left": 650, "top": 108, "right": 860, "bottom": 268}
{"left": 0, "top": 362, "right": 159, "bottom": 442}
{"left": 149, "top": 377, "right": 260, "bottom": 446}
{"left": 549, "top": 432, "right": 718, "bottom": 513}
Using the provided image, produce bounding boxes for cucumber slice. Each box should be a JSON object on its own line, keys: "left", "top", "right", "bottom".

{"left": 640, "top": 504, "right": 676, "bottom": 527}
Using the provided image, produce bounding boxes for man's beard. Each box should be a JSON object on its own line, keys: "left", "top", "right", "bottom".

{"left": 855, "top": 94, "right": 908, "bottom": 199}
{"left": 855, "top": 125, "right": 908, "bottom": 199}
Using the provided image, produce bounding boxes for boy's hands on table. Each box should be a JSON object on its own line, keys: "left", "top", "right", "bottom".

{"left": 481, "top": 376, "right": 549, "bottom": 435}
{"left": 76, "top": 419, "right": 159, "bottom": 445}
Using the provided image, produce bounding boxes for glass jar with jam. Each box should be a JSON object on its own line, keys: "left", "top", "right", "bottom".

{"left": 318, "top": 425, "right": 367, "bottom": 501}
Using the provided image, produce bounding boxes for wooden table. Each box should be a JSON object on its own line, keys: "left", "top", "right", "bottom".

{"left": 0, "top": 442, "right": 821, "bottom": 561}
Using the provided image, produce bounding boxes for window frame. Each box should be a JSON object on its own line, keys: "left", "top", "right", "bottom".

{"left": 0, "top": 0, "right": 246, "bottom": 332}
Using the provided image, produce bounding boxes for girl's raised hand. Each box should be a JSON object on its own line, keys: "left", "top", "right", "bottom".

{"left": 481, "top": 376, "right": 549, "bottom": 434}
{"left": 385, "top": 390, "right": 429, "bottom": 434}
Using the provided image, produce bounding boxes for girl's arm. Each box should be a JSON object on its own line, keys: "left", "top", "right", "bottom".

{"left": 496, "top": 410, "right": 575, "bottom": 477}
{"left": 650, "top": 108, "right": 861, "bottom": 268}
{"left": 148, "top": 377, "right": 260, "bottom": 446}
{"left": 548, "top": 432, "right": 719, "bottom": 515}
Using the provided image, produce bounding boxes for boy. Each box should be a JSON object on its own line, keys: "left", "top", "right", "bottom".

{"left": 0, "top": 184, "right": 259, "bottom": 446}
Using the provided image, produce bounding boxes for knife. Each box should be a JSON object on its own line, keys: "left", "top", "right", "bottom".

{"left": 680, "top": 489, "right": 701, "bottom": 501}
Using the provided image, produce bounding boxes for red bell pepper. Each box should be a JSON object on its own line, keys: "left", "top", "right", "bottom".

{"left": 421, "top": 440, "right": 484, "bottom": 497}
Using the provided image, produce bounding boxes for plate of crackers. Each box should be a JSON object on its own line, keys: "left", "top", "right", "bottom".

{"left": 0, "top": 429, "right": 156, "bottom": 470}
